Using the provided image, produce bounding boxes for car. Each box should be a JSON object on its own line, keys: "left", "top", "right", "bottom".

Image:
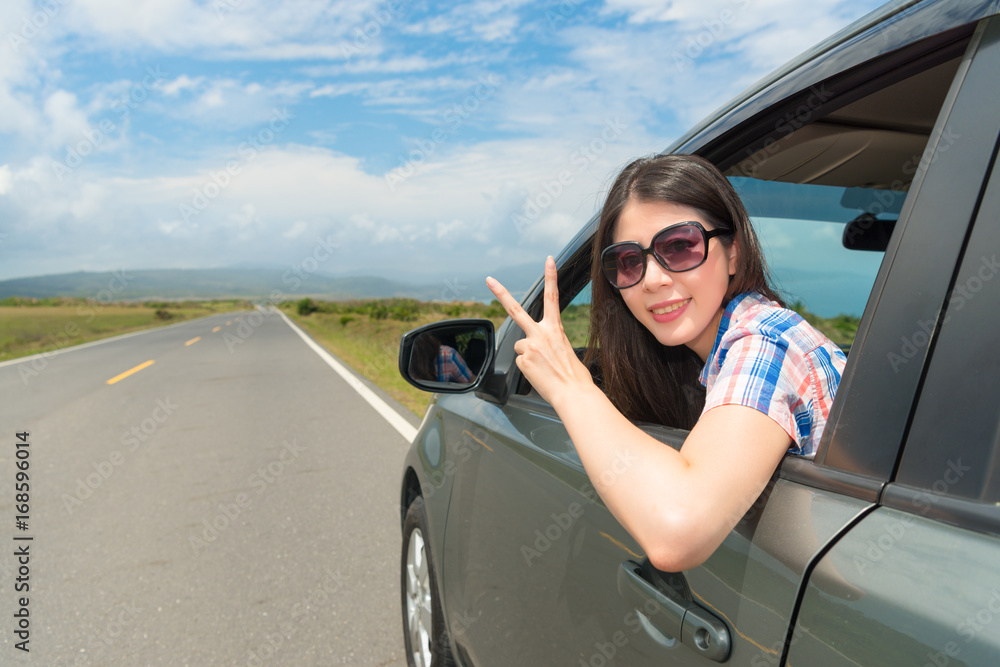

{"left": 396, "top": 1, "right": 1000, "bottom": 665}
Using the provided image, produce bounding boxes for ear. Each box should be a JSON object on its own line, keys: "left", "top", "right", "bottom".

{"left": 727, "top": 237, "right": 739, "bottom": 276}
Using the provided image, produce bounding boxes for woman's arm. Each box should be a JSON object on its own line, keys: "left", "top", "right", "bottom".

{"left": 487, "top": 257, "right": 791, "bottom": 571}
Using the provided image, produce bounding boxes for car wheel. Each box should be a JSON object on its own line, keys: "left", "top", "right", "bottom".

{"left": 402, "top": 499, "right": 456, "bottom": 667}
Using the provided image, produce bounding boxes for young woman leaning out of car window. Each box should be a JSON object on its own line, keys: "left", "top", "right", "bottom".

{"left": 486, "top": 154, "right": 846, "bottom": 572}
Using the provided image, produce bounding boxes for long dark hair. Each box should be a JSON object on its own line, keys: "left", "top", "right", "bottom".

{"left": 584, "top": 154, "right": 781, "bottom": 429}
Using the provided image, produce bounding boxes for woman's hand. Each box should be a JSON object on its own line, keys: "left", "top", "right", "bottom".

{"left": 486, "top": 256, "right": 594, "bottom": 409}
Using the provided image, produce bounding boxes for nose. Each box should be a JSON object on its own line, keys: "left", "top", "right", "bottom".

{"left": 640, "top": 252, "right": 673, "bottom": 291}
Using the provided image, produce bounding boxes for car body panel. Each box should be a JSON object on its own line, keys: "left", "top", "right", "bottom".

{"left": 436, "top": 390, "right": 874, "bottom": 666}
{"left": 788, "top": 509, "right": 1000, "bottom": 665}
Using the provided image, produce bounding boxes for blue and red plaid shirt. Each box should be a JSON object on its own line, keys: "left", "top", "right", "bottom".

{"left": 436, "top": 345, "right": 473, "bottom": 383}
{"left": 698, "top": 291, "right": 847, "bottom": 457}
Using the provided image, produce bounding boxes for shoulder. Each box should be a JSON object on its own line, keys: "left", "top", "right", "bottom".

{"left": 715, "top": 292, "right": 839, "bottom": 366}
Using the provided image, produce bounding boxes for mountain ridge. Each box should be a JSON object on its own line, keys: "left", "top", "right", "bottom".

{"left": 0, "top": 265, "right": 541, "bottom": 302}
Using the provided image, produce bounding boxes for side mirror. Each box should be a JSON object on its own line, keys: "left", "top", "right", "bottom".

{"left": 399, "top": 319, "right": 496, "bottom": 393}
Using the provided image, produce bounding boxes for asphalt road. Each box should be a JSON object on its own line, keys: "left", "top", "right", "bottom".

{"left": 0, "top": 308, "right": 420, "bottom": 665}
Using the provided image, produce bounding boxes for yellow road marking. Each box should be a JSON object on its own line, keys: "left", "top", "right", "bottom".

{"left": 185, "top": 337, "right": 201, "bottom": 346}
{"left": 107, "top": 360, "right": 155, "bottom": 385}
{"left": 212, "top": 326, "right": 220, "bottom": 333}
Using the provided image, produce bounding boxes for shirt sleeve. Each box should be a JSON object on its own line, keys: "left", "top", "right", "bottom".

{"left": 702, "top": 330, "right": 804, "bottom": 449}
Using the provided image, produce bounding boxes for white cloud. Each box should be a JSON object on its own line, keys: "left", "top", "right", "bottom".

{"left": 160, "top": 75, "right": 205, "bottom": 97}
{"left": 58, "top": 0, "right": 390, "bottom": 59}
{"left": 0, "top": 165, "right": 12, "bottom": 195}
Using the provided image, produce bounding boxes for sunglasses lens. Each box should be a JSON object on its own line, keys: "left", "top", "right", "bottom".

{"left": 604, "top": 245, "right": 645, "bottom": 288}
{"left": 653, "top": 225, "right": 705, "bottom": 271}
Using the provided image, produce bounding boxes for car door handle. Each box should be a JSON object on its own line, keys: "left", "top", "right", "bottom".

{"left": 617, "top": 560, "right": 731, "bottom": 662}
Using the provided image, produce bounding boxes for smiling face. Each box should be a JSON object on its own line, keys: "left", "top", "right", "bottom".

{"left": 613, "top": 198, "right": 738, "bottom": 361}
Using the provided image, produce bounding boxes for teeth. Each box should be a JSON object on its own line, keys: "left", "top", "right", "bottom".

{"left": 652, "top": 299, "right": 689, "bottom": 315}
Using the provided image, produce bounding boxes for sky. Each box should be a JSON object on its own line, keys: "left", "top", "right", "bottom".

{"left": 0, "top": 0, "right": 888, "bottom": 290}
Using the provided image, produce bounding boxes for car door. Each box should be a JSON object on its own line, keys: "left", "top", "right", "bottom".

{"left": 787, "top": 20, "right": 1000, "bottom": 661}
{"left": 437, "top": 5, "right": 998, "bottom": 666}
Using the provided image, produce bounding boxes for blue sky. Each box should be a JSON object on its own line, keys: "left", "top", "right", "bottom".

{"left": 0, "top": 0, "right": 886, "bottom": 289}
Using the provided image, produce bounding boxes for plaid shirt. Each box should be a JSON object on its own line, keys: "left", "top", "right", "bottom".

{"left": 436, "top": 345, "right": 473, "bottom": 383}
{"left": 698, "top": 292, "right": 847, "bottom": 457}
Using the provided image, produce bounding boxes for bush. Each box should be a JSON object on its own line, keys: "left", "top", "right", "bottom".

{"left": 154, "top": 309, "right": 173, "bottom": 320}
{"left": 484, "top": 300, "right": 506, "bottom": 319}
{"left": 340, "top": 315, "right": 355, "bottom": 327}
{"left": 297, "top": 298, "right": 318, "bottom": 315}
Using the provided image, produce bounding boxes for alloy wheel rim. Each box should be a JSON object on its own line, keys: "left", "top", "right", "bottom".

{"left": 406, "top": 527, "right": 433, "bottom": 667}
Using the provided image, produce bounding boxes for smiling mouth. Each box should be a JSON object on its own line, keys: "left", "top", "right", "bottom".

{"left": 651, "top": 299, "right": 691, "bottom": 315}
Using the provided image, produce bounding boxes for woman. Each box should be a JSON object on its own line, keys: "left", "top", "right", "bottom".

{"left": 486, "top": 154, "right": 846, "bottom": 572}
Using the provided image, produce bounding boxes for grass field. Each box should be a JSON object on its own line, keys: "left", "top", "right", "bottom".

{"left": 0, "top": 298, "right": 248, "bottom": 363}
{"left": 2, "top": 293, "right": 859, "bottom": 416}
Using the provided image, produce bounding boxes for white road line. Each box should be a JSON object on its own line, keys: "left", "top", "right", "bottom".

{"left": 276, "top": 309, "right": 417, "bottom": 444}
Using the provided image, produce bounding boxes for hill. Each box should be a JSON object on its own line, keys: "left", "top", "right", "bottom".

{"left": 0, "top": 265, "right": 541, "bottom": 302}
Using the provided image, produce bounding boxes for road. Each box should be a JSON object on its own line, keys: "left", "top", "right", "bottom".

{"left": 0, "top": 308, "right": 420, "bottom": 665}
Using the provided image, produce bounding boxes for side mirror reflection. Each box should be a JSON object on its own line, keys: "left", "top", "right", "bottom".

{"left": 399, "top": 319, "right": 496, "bottom": 393}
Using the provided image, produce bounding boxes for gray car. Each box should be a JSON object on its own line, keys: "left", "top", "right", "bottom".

{"left": 397, "top": 1, "right": 1000, "bottom": 664}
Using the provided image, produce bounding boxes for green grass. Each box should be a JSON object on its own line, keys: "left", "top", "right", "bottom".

{"left": 0, "top": 298, "right": 249, "bottom": 362}
{"left": 787, "top": 301, "right": 861, "bottom": 351}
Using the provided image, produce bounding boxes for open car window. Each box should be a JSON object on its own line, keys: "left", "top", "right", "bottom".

{"left": 723, "top": 54, "right": 963, "bottom": 353}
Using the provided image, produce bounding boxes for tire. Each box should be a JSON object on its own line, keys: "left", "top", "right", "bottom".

{"left": 402, "top": 499, "right": 456, "bottom": 667}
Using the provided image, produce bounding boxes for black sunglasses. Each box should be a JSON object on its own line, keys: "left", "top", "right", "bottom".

{"left": 601, "top": 221, "right": 730, "bottom": 289}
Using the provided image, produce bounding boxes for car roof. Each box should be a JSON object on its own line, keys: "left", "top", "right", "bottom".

{"left": 668, "top": 0, "right": 998, "bottom": 158}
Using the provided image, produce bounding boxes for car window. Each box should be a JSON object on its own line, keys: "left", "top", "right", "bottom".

{"left": 563, "top": 283, "right": 591, "bottom": 349}
{"left": 733, "top": 178, "right": 892, "bottom": 352}
{"left": 723, "top": 54, "right": 964, "bottom": 352}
